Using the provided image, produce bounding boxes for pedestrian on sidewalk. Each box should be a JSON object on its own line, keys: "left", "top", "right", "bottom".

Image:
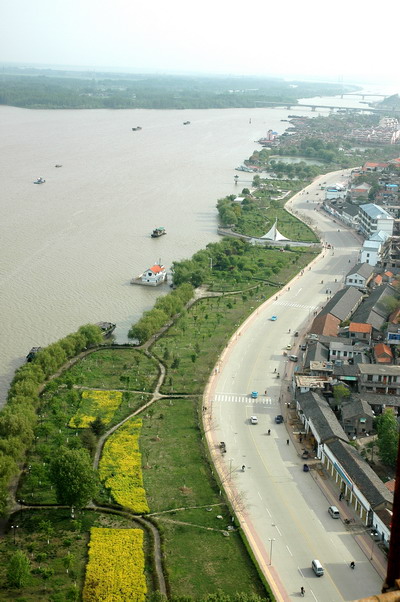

{"left": 286, "top": 439, "right": 289, "bottom": 445}
{"left": 339, "top": 492, "right": 343, "bottom": 501}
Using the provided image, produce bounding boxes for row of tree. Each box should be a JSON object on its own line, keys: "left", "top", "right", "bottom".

{"left": 0, "top": 72, "right": 354, "bottom": 110}
{"left": 128, "top": 283, "right": 194, "bottom": 343}
{"left": 0, "top": 324, "right": 104, "bottom": 515}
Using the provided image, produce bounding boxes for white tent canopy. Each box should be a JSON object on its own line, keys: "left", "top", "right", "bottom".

{"left": 261, "top": 219, "right": 288, "bottom": 241}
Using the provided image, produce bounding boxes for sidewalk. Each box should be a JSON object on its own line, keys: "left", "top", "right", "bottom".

{"left": 281, "top": 405, "right": 388, "bottom": 581}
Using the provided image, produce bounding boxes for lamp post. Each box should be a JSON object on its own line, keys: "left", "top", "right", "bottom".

{"left": 370, "top": 534, "right": 376, "bottom": 561}
{"left": 268, "top": 538, "right": 275, "bottom": 565}
{"left": 11, "top": 524, "right": 19, "bottom": 544}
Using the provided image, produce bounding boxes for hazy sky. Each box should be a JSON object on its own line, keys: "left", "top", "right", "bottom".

{"left": 1, "top": 0, "right": 398, "bottom": 87}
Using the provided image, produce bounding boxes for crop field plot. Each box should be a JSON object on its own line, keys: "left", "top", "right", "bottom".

{"left": 69, "top": 389, "right": 123, "bottom": 428}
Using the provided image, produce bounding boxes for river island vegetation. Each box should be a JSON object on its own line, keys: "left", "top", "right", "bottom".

{"left": 0, "top": 67, "right": 358, "bottom": 110}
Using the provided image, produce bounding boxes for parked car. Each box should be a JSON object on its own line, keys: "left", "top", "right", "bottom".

{"left": 301, "top": 344, "right": 307, "bottom": 351}
{"left": 275, "top": 414, "right": 284, "bottom": 424}
{"left": 328, "top": 505, "right": 340, "bottom": 519}
{"left": 250, "top": 416, "right": 258, "bottom": 424}
{"left": 286, "top": 344, "right": 292, "bottom": 350}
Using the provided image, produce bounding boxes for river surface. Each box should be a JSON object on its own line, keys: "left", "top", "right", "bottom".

{"left": 0, "top": 93, "right": 374, "bottom": 403}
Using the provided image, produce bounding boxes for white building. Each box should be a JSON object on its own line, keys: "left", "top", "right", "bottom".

{"left": 359, "top": 231, "right": 389, "bottom": 266}
{"left": 358, "top": 204, "right": 394, "bottom": 239}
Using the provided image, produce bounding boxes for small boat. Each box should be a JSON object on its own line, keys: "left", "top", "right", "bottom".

{"left": 183, "top": 121, "right": 191, "bottom": 125}
{"left": 26, "top": 347, "right": 42, "bottom": 362}
{"left": 151, "top": 227, "right": 166, "bottom": 238}
{"left": 132, "top": 126, "right": 142, "bottom": 131}
{"left": 95, "top": 322, "right": 116, "bottom": 337}
{"left": 34, "top": 177, "right": 46, "bottom": 184}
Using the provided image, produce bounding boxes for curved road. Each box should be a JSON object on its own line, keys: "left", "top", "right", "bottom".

{"left": 206, "top": 172, "right": 383, "bottom": 601}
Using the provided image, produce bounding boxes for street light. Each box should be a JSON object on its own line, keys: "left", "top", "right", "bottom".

{"left": 268, "top": 538, "right": 275, "bottom": 565}
{"left": 11, "top": 524, "right": 19, "bottom": 544}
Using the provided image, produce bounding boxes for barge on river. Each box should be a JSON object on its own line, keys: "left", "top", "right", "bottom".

{"left": 95, "top": 322, "right": 116, "bottom": 337}
{"left": 131, "top": 263, "right": 168, "bottom": 286}
{"left": 26, "top": 347, "right": 42, "bottom": 362}
{"left": 151, "top": 226, "right": 166, "bottom": 238}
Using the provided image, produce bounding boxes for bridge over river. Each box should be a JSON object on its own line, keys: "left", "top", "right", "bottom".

{"left": 255, "top": 101, "right": 400, "bottom": 115}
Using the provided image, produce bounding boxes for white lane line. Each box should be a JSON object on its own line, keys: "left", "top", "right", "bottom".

{"left": 275, "top": 525, "right": 282, "bottom": 536}
{"left": 286, "top": 545, "right": 293, "bottom": 556}
{"left": 265, "top": 507, "right": 271, "bottom": 517}
{"left": 258, "top": 491, "right": 262, "bottom": 500}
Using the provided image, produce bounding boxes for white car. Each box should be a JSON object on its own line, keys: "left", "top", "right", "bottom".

{"left": 250, "top": 416, "right": 258, "bottom": 424}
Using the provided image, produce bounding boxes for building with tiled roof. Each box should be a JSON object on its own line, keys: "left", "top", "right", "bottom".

{"left": 348, "top": 322, "right": 372, "bottom": 344}
{"left": 351, "top": 283, "right": 398, "bottom": 334}
{"left": 363, "top": 162, "right": 389, "bottom": 172}
{"left": 309, "top": 313, "right": 340, "bottom": 337}
{"left": 374, "top": 342, "right": 393, "bottom": 364}
{"left": 345, "top": 263, "right": 374, "bottom": 289}
{"left": 350, "top": 182, "right": 371, "bottom": 200}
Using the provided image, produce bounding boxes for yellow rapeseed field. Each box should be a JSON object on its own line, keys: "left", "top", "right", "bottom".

{"left": 83, "top": 527, "right": 147, "bottom": 601}
{"left": 99, "top": 419, "right": 149, "bottom": 513}
{"left": 69, "top": 389, "right": 122, "bottom": 428}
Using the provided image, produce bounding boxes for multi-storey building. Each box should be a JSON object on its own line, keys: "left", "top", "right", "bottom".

{"left": 358, "top": 203, "right": 394, "bottom": 238}
{"left": 358, "top": 364, "right": 400, "bottom": 396}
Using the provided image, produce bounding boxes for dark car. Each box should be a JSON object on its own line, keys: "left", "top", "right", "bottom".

{"left": 275, "top": 415, "right": 284, "bottom": 424}
{"left": 301, "top": 344, "right": 307, "bottom": 351}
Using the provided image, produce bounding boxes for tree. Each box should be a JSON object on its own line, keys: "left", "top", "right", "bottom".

{"left": 332, "top": 384, "right": 350, "bottom": 409}
{"left": 7, "top": 550, "right": 31, "bottom": 588}
{"left": 78, "top": 324, "right": 104, "bottom": 347}
{"left": 90, "top": 416, "right": 106, "bottom": 436}
{"left": 49, "top": 448, "right": 98, "bottom": 508}
{"left": 376, "top": 408, "right": 399, "bottom": 468}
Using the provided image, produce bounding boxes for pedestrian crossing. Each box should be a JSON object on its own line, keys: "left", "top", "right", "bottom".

{"left": 213, "top": 393, "right": 273, "bottom": 405}
{"left": 274, "top": 301, "right": 317, "bottom": 311}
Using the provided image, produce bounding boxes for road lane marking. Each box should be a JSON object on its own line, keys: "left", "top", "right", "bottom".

{"left": 258, "top": 491, "right": 262, "bottom": 500}
{"left": 286, "top": 545, "right": 293, "bottom": 556}
{"left": 275, "top": 301, "right": 317, "bottom": 310}
{"left": 214, "top": 393, "right": 273, "bottom": 404}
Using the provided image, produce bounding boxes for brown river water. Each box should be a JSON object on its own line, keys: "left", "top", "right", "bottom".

{"left": 0, "top": 97, "right": 367, "bottom": 403}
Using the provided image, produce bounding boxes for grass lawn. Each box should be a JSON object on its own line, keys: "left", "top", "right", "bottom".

{"left": 141, "top": 399, "right": 217, "bottom": 511}
{"left": 64, "top": 348, "right": 159, "bottom": 392}
{"left": 140, "top": 399, "right": 271, "bottom": 599}
{"left": 159, "top": 518, "right": 267, "bottom": 599}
